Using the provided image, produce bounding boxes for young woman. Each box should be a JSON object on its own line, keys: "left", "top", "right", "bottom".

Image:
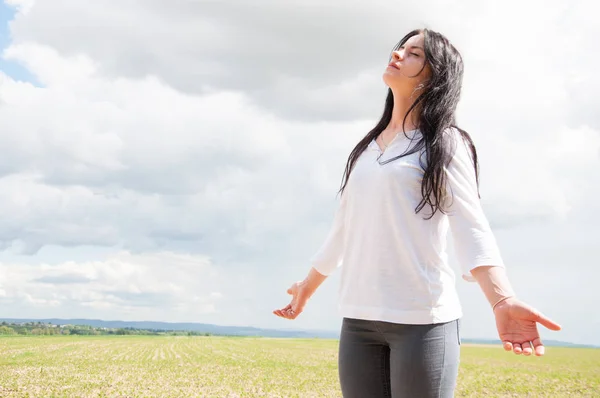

{"left": 273, "top": 28, "right": 561, "bottom": 397}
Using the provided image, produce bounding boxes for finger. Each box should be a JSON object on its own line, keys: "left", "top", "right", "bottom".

{"left": 274, "top": 304, "right": 292, "bottom": 318}
{"left": 532, "top": 337, "right": 545, "bottom": 356}
{"left": 503, "top": 341, "right": 513, "bottom": 352}
{"left": 279, "top": 311, "right": 291, "bottom": 320}
{"left": 284, "top": 308, "right": 297, "bottom": 319}
{"left": 513, "top": 343, "right": 523, "bottom": 355}
{"left": 282, "top": 304, "right": 291, "bottom": 311}
{"left": 539, "top": 317, "right": 561, "bottom": 331}
{"left": 531, "top": 310, "right": 561, "bottom": 331}
{"left": 521, "top": 341, "right": 533, "bottom": 356}
{"left": 287, "top": 283, "right": 297, "bottom": 295}
{"left": 289, "top": 304, "right": 302, "bottom": 317}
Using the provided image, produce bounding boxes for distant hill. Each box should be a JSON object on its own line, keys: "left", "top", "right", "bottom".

{"left": 0, "top": 318, "right": 339, "bottom": 339}
{"left": 1, "top": 318, "right": 596, "bottom": 348}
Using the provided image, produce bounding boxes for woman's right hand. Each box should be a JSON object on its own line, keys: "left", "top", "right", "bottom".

{"left": 273, "top": 281, "right": 311, "bottom": 320}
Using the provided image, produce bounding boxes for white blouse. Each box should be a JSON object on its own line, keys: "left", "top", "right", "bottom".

{"left": 310, "top": 128, "right": 505, "bottom": 324}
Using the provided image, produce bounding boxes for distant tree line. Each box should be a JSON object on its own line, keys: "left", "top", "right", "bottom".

{"left": 0, "top": 321, "right": 212, "bottom": 336}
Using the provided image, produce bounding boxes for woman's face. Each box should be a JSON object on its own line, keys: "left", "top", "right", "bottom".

{"left": 382, "top": 33, "right": 431, "bottom": 96}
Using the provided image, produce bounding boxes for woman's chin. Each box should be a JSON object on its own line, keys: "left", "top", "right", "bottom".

{"left": 382, "top": 73, "right": 394, "bottom": 87}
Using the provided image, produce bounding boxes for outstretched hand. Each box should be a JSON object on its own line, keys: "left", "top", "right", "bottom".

{"left": 493, "top": 297, "right": 561, "bottom": 356}
{"left": 273, "top": 281, "right": 310, "bottom": 320}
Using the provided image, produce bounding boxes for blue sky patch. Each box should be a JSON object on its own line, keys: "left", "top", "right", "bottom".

{"left": 0, "top": 1, "right": 39, "bottom": 85}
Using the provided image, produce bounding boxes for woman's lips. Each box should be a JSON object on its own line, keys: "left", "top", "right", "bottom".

{"left": 388, "top": 63, "right": 400, "bottom": 70}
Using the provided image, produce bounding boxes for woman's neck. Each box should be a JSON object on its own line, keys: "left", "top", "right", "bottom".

{"left": 387, "top": 93, "right": 420, "bottom": 133}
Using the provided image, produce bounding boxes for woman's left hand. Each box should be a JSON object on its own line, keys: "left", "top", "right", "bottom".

{"left": 493, "top": 297, "right": 561, "bottom": 356}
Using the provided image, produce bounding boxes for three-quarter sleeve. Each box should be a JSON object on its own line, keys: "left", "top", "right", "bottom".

{"left": 445, "top": 130, "right": 505, "bottom": 282}
{"left": 310, "top": 192, "right": 347, "bottom": 276}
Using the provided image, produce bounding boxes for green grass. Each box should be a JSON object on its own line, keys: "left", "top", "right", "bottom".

{"left": 0, "top": 336, "right": 598, "bottom": 397}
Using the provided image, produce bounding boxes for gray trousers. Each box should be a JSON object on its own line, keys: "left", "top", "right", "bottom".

{"left": 338, "top": 317, "right": 461, "bottom": 398}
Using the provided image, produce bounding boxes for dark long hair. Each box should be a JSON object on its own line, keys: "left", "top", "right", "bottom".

{"left": 339, "top": 28, "right": 480, "bottom": 219}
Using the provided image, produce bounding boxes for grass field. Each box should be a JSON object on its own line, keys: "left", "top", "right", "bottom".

{"left": 0, "top": 336, "right": 598, "bottom": 397}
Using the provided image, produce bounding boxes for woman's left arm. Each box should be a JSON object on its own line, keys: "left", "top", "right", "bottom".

{"left": 444, "top": 129, "right": 561, "bottom": 356}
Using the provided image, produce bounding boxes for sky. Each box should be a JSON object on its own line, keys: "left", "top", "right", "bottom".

{"left": 0, "top": 0, "right": 598, "bottom": 346}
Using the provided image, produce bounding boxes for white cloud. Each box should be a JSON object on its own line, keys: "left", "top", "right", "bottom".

{"left": 0, "top": 251, "right": 224, "bottom": 320}
{"left": 475, "top": 124, "right": 600, "bottom": 228}
{"left": 0, "top": 0, "right": 599, "bottom": 345}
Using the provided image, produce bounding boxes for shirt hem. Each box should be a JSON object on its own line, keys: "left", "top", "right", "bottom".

{"left": 339, "top": 305, "right": 463, "bottom": 325}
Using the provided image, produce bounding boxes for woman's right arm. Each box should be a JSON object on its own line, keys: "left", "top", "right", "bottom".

{"left": 273, "top": 193, "right": 347, "bottom": 319}
{"left": 309, "top": 192, "right": 348, "bottom": 277}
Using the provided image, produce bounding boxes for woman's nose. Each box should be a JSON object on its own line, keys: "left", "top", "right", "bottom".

{"left": 392, "top": 50, "right": 404, "bottom": 61}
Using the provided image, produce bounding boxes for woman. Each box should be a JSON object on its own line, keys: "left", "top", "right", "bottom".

{"left": 273, "top": 28, "right": 561, "bottom": 397}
